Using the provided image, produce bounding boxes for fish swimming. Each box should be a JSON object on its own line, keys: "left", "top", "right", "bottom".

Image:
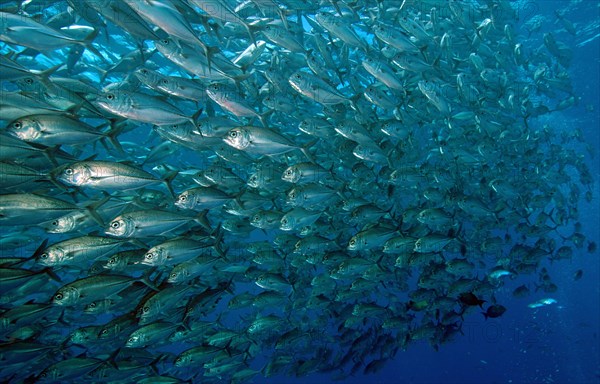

{"left": 0, "top": 1, "right": 594, "bottom": 383}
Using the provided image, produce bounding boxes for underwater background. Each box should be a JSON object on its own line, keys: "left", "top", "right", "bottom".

{"left": 1, "top": 0, "right": 599, "bottom": 383}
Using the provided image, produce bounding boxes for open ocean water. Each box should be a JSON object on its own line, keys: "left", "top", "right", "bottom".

{"left": 0, "top": 0, "right": 600, "bottom": 384}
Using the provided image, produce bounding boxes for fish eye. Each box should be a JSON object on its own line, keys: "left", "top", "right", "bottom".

{"left": 111, "top": 221, "right": 120, "bottom": 228}
{"left": 230, "top": 131, "right": 238, "bottom": 138}
{"left": 350, "top": 239, "right": 356, "bottom": 246}
{"left": 40, "top": 253, "right": 48, "bottom": 259}
{"left": 88, "top": 302, "right": 96, "bottom": 308}
{"left": 106, "top": 93, "right": 115, "bottom": 100}
{"left": 143, "top": 306, "right": 150, "bottom": 313}
{"left": 108, "top": 258, "right": 116, "bottom": 265}
{"left": 64, "top": 168, "right": 73, "bottom": 175}
{"left": 295, "top": 74, "right": 301, "bottom": 79}
{"left": 140, "top": 69, "right": 147, "bottom": 74}
{"left": 51, "top": 220, "right": 58, "bottom": 226}
{"left": 101, "top": 329, "right": 108, "bottom": 335}
{"left": 25, "top": 78, "right": 34, "bottom": 85}
{"left": 161, "top": 79, "right": 169, "bottom": 84}
{"left": 54, "top": 293, "right": 63, "bottom": 300}
{"left": 179, "top": 195, "right": 187, "bottom": 202}
{"left": 290, "top": 192, "right": 296, "bottom": 198}
{"left": 169, "top": 273, "right": 177, "bottom": 279}
{"left": 145, "top": 253, "right": 153, "bottom": 260}
{"left": 161, "top": 39, "right": 169, "bottom": 44}
{"left": 12, "top": 122, "right": 21, "bottom": 129}
{"left": 281, "top": 218, "right": 288, "bottom": 224}
{"left": 285, "top": 170, "right": 292, "bottom": 176}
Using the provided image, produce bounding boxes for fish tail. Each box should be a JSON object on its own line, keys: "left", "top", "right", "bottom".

{"left": 29, "top": 238, "right": 49, "bottom": 262}
{"left": 211, "top": 224, "right": 227, "bottom": 257}
{"left": 101, "top": 119, "right": 126, "bottom": 155}
{"left": 244, "top": 22, "right": 257, "bottom": 47}
{"left": 300, "top": 139, "right": 318, "bottom": 163}
{"left": 38, "top": 63, "right": 64, "bottom": 84}
{"left": 191, "top": 108, "right": 204, "bottom": 125}
{"left": 80, "top": 28, "right": 105, "bottom": 61}
{"left": 258, "top": 109, "right": 273, "bottom": 128}
{"left": 140, "top": 268, "right": 160, "bottom": 292}
{"left": 42, "top": 145, "right": 63, "bottom": 168}
{"left": 204, "top": 44, "right": 222, "bottom": 72}
{"left": 278, "top": 9, "right": 289, "bottom": 31}
{"left": 84, "top": 194, "right": 110, "bottom": 227}
{"left": 161, "top": 170, "right": 178, "bottom": 199}
{"left": 193, "top": 210, "right": 212, "bottom": 232}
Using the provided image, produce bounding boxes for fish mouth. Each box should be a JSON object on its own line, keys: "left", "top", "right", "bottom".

{"left": 222, "top": 136, "right": 238, "bottom": 148}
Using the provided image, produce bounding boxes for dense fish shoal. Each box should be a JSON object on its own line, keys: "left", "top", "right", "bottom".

{"left": 0, "top": 0, "right": 596, "bottom": 383}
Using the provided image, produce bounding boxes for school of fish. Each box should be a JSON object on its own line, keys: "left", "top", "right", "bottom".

{"left": 0, "top": 0, "right": 596, "bottom": 382}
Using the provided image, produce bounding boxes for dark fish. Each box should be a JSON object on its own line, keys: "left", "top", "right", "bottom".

{"left": 458, "top": 292, "right": 486, "bottom": 308}
{"left": 512, "top": 285, "right": 531, "bottom": 298}
{"left": 482, "top": 304, "right": 507, "bottom": 320}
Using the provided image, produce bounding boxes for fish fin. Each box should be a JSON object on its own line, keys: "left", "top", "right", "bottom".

{"left": 203, "top": 44, "right": 223, "bottom": 72}
{"left": 222, "top": 278, "right": 236, "bottom": 295}
{"left": 104, "top": 348, "right": 121, "bottom": 369}
{"left": 80, "top": 28, "right": 105, "bottom": 61}
{"left": 232, "top": 70, "right": 255, "bottom": 88}
{"left": 29, "top": 238, "right": 49, "bottom": 262}
{"left": 277, "top": 8, "right": 289, "bottom": 30}
{"left": 161, "top": 171, "right": 178, "bottom": 199}
{"left": 204, "top": 101, "right": 216, "bottom": 117}
{"left": 84, "top": 202, "right": 108, "bottom": 228}
{"left": 300, "top": 139, "right": 318, "bottom": 163}
{"left": 244, "top": 22, "right": 257, "bottom": 47}
{"left": 191, "top": 108, "right": 204, "bottom": 125}
{"left": 140, "top": 268, "right": 160, "bottom": 291}
{"left": 193, "top": 210, "right": 212, "bottom": 232}
{"left": 40, "top": 145, "right": 63, "bottom": 168}
{"left": 211, "top": 224, "right": 227, "bottom": 257}
{"left": 129, "top": 239, "right": 149, "bottom": 249}
{"left": 258, "top": 109, "right": 273, "bottom": 127}
{"left": 101, "top": 119, "right": 126, "bottom": 155}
